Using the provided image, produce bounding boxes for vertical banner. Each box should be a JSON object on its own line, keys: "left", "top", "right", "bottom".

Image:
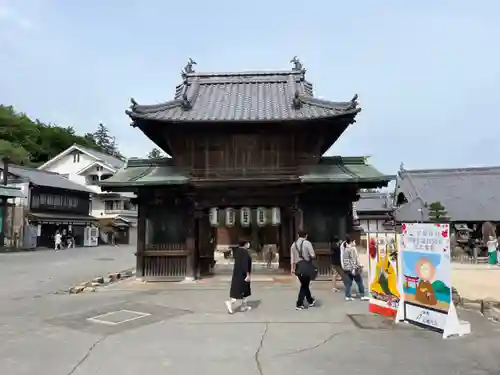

{"left": 395, "top": 223, "right": 470, "bottom": 338}
{"left": 368, "top": 232, "right": 401, "bottom": 317}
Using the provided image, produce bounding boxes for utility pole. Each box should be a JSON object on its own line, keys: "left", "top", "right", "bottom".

{"left": 0, "top": 157, "right": 9, "bottom": 248}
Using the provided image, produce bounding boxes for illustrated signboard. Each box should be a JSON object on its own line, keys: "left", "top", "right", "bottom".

{"left": 395, "top": 223, "right": 470, "bottom": 339}
{"left": 368, "top": 232, "right": 401, "bottom": 317}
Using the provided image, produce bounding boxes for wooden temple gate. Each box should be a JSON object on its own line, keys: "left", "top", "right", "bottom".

{"left": 100, "top": 59, "right": 392, "bottom": 281}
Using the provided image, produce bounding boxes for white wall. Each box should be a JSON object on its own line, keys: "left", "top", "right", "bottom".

{"left": 360, "top": 219, "right": 390, "bottom": 233}
{"left": 91, "top": 196, "right": 105, "bottom": 217}
{"left": 42, "top": 152, "right": 94, "bottom": 186}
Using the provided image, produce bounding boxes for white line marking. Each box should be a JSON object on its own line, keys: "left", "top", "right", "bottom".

{"left": 86, "top": 309, "right": 151, "bottom": 326}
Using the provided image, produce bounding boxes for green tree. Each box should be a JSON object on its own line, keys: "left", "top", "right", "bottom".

{"left": 427, "top": 201, "right": 450, "bottom": 222}
{"left": 0, "top": 140, "right": 31, "bottom": 165}
{"left": 147, "top": 148, "right": 163, "bottom": 159}
{"left": 92, "top": 123, "right": 124, "bottom": 160}
{"left": 0, "top": 104, "right": 104, "bottom": 166}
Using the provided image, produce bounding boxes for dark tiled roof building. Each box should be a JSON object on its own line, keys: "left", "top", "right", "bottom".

{"left": 394, "top": 166, "right": 500, "bottom": 222}
{"left": 102, "top": 59, "right": 393, "bottom": 280}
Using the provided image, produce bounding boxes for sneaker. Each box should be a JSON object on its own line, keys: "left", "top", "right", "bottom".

{"left": 360, "top": 296, "right": 369, "bottom": 301}
{"left": 225, "top": 300, "right": 233, "bottom": 314}
{"left": 241, "top": 305, "right": 252, "bottom": 312}
{"left": 308, "top": 299, "right": 317, "bottom": 307}
{"left": 332, "top": 288, "right": 340, "bottom": 292}
{"left": 295, "top": 305, "right": 305, "bottom": 310}
{"left": 345, "top": 297, "right": 354, "bottom": 301}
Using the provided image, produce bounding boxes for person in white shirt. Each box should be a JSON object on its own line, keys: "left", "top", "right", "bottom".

{"left": 54, "top": 231, "right": 62, "bottom": 251}
{"left": 487, "top": 235, "right": 497, "bottom": 266}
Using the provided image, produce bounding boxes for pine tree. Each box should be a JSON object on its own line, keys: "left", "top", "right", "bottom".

{"left": 92, "top": 123, "right": 124, "bottom": 160}
{"left": 93, "top": 123, "right": 113, "bottom": 153}
{"left": 147, "top": 148, "right": 163, "bottom": 159}
{"left": 427, "top": 201, "right": 450, "bottom": 222}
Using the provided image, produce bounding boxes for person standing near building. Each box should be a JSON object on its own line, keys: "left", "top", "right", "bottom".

{"left": 330, "top": 236, "right": 345, "bottom": 292}
{"left": 487, "top": 235, "right": 497, "bottom": 267}
{"left": 342, "top": 238, "right": 369, "bottom": 301}
{"left": 291, "top": 230, "right": 317, "bottom": 310}
{"left": 54, "top": 231, "right": 62, "bottom": 251}
{"left": 225, "top": 239, "right": 252, "bottom": 314}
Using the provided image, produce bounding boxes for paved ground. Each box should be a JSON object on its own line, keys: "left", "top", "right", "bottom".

{"left": 1, "top": 271, "right": 499, "bottom": 375}
{"left": 0, "top": 245, "right": 135, "bottom": 301}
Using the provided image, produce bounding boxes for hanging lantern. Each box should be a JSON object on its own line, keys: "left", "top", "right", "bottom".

{"left": 271, "top": 207, "right": 281, "bottom": 226}
{"left": 256, "top": 207, "right": 267, "bottom": 227}
{"left": 225, "top": 208, "right": 235, "bottom": 227}
{"left": 240, "top": 207, "right": 251, "bottom": 227}
{"left": 352, "top": 202, "right": 360, "bottom": 227}
{"left": 209, "top": 207, "right": 219, "bottom": 227}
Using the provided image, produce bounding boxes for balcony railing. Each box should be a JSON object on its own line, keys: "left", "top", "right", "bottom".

{"left": 104, "top": 209, "right": 137, "bottom": 215}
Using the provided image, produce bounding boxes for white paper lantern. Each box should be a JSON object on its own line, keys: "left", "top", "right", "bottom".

{"left": 271, "top": 207, "right": 281, "bottom": 226}
{"left": 209, "top": 207, "right": 219, "bottom": 227}
{"left": 225, "top": 208, "right": 235, "bottom": 227}
{"left": 240, "top": 207, "right": 251, "bottom": 227}
{"left": 256, "top": 207, "right": 267, "bottom": 227}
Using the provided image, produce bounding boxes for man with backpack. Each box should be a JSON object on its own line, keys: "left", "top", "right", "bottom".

{"left": 291, "top": 230, "right": 317, "bottom": 310}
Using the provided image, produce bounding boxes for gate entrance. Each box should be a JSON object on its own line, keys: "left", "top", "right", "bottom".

{"left": 196, "top": 206, "right": 294, "bottom": 277}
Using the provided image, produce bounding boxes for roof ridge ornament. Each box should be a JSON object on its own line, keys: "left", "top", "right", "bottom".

{"left": 182, "top": 58, "right": 197, "bottom": 76}
{"left": 290, "top": 56, "right": 304, "bottom": 71}
{"left": 345, "top": 94, "right": 359, "bottom": 110}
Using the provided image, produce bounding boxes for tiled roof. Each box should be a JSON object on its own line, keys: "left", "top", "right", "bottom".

{"left": 100, "top": 156, "right": 393, "bottom": 189}
{"left": 99, "top": 158, "right": 187, "bottom": 188}
{"left": 75, "top": 144, "right": 125, "bottom": 170}
{"left": 356, "top": 192, "right": 393, "bottom": 213}
{"left": 393, "top": 166, "right": 500, "bottom": 222}
{"left": 299, "top": 157, "right": 394, "bottom": 186}
{"left": 127, "top": 68, "right": 360, "bottom": 123}
{"left": 3, "top": 165, "right": 93, "bottom": 193}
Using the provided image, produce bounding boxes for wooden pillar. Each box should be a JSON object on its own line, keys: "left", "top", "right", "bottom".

{"left": 135, "top": 193, "right": 146, "bottom": 278}
{"left": 184, "top": 202, "right": 196, "bottom": 281}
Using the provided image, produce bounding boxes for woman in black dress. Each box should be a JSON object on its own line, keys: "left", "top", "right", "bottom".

{"left": 225, "top": 239, "right": 252, "bottom": 314}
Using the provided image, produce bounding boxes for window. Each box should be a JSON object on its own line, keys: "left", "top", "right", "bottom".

{"left": 96, "top": 165, "right": 103, "bottom": 172}
{"left": 73, "top": 152, "right": 81, "bottom": 163}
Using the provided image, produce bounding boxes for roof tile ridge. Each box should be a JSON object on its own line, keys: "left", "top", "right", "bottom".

{"left": 406, "top": 166, "right": 500, "bottom": 175}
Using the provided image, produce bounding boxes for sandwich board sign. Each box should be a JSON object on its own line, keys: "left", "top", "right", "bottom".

{"left": 395, "top": 223, "right": 470, "bottom": 339}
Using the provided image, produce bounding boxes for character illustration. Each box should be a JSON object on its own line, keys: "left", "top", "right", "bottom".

{"left": 414, "top": 258, "right": 438, "bottom": 306}
{"left": 370, "top": 254, "right": 400, "bottom": 298}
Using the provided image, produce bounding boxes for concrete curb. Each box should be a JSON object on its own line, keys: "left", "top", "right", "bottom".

{"left": 68, "top": 268, "right": 136, "bottom": 294}
{"left": 456, "top": 290, "right": 500, "bottom": 323}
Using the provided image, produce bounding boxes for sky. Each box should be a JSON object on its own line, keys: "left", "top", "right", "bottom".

{"left": 1, "top": 0, "right": 499, "bottom": 174}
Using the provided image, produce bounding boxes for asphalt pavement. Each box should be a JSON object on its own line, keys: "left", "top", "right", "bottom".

{"left": 0, "top": 244, "right": 135, "bottom": 300}
{"left": 1, "top": 262, "right": 499, "bottom": 375}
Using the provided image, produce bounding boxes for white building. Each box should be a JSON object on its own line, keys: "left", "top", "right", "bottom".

{"left": 37, "top": 144, "right": 137, "bottom": 226}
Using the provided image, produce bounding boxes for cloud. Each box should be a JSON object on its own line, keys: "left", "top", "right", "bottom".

{"left": 0, "top": 4, "right": 36, "bottom": 31}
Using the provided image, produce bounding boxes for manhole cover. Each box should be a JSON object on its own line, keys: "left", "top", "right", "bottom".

{"left": 87, "top": 310, "right": 151, "bottom": 325}
{"left": 96, "top": 257, "right": 115, "bottom": 261}
{"left": 347, "top": 314, "right": 393, "bottom": 330}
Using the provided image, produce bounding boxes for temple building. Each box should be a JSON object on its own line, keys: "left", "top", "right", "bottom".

{"left": 101, "top": 58, "right": 393, "bottom": 280}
